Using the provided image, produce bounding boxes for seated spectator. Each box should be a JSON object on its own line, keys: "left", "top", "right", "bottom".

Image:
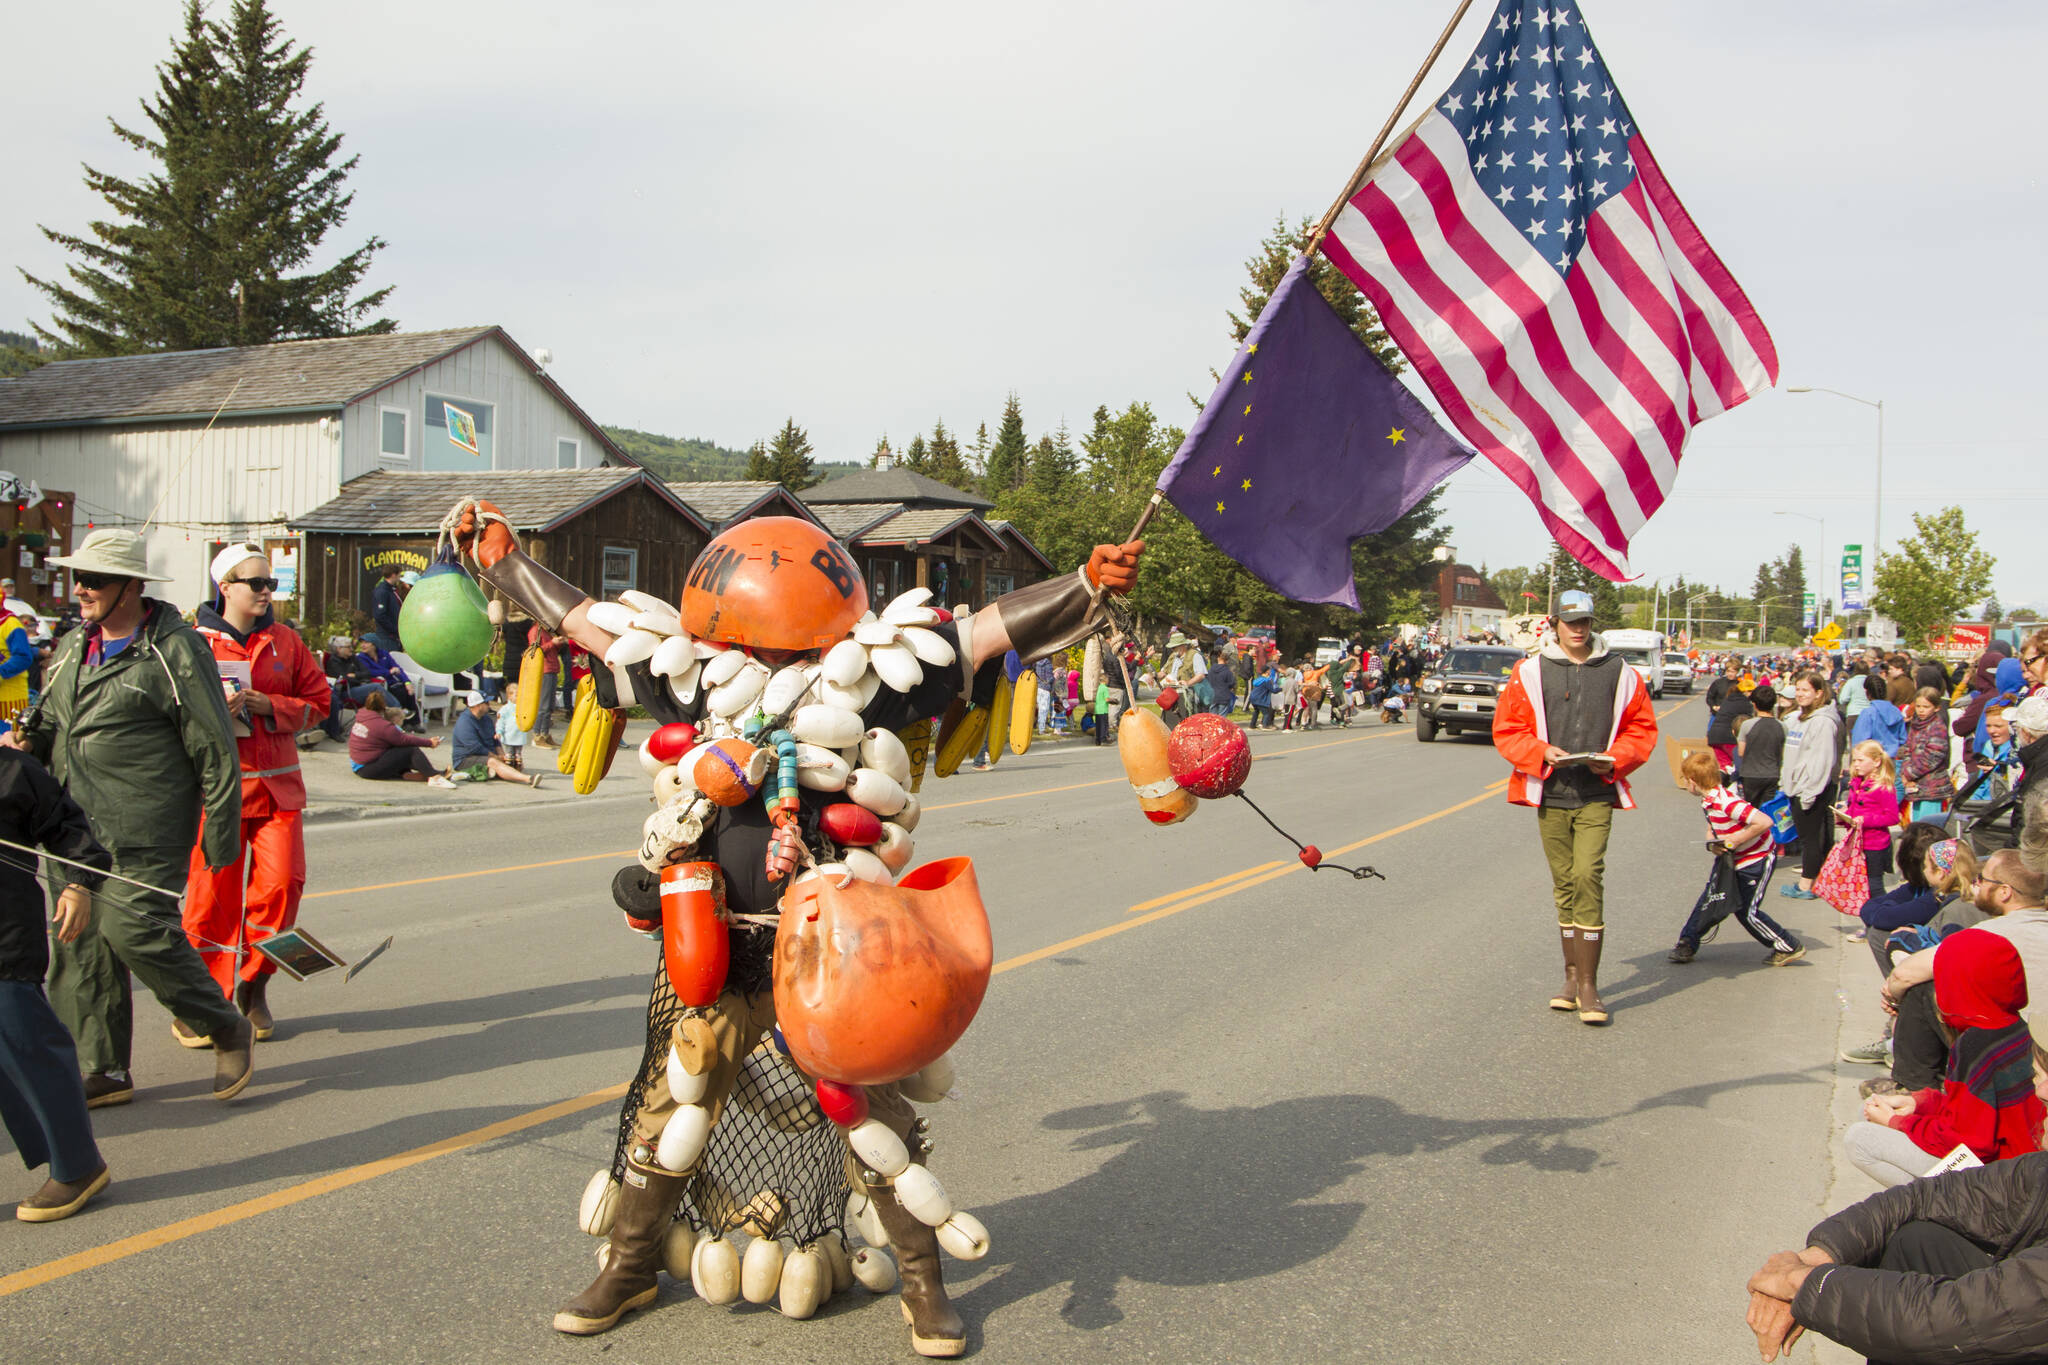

{"left": 452, "top": 691, "right": 540, "bottom": 788}
{"left": 348, "top": 694, "right": 453, "bottom": 788}
{"left": 1745, "top": 1145, "right": 2048, "bottom": 1363}
{"left": 352, "top": 636, "right": 422, "bottom": 728}
{"left": 323, "top": 637, "right": 391, "bottom": 713}
{"left": 1845, "top": 928, "right": 2042, "bottom": 1187}
{"left": 1854, "top": 823, "right": 1950, "bottom": 975}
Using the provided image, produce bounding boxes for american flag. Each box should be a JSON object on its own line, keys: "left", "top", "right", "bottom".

{"left": 1320, "top": 0, "right": 1777, "bottom": 580}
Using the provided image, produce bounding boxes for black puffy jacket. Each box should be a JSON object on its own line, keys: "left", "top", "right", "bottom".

{"left": 1794, "top": 1151, "right": 2048, "bottom": 1362}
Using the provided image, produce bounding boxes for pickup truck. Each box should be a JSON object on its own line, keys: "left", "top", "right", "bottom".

{"left": 1415, "top": 644, "right": 1526, "bottom": 742}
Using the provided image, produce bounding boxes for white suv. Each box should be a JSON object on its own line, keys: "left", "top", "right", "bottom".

{"left": 1660, "top": 652, "right": 1693, "bottom": 694}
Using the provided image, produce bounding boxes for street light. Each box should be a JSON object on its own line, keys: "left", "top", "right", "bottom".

{"left": 1773, "top": 509, "right": 1825, "bottom": 628}
{"left": 1786, "top": 386, "right": 1884, "bottom": 571}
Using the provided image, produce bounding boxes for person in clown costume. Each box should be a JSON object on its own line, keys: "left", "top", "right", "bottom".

{"left": 447, "top": 502, "right": 1142, "bottom": 1357}
{"left": 178, "top": 543, "right": 331, "bottom": 1043}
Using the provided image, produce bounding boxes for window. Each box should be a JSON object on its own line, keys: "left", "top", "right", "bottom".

{"left": 557, "top": 437, "right": 581, "bottom": 469}
{"left": 379, "top": 407, "right": 409, "bottom": 466}
{"left": 601, "top": 546, "right": 638, "bottom": 598}
{"left": 423, "top": 393, "right": 494, "bottom": 470}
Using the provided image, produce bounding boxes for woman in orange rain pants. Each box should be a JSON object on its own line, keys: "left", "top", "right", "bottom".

{"left": 180, "top": 544, "right": 330, "bottom": 1043}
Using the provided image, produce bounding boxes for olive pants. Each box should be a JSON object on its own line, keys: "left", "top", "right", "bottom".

{"left": 631, "top": 986, "right": 917, "bottom": 1168}
{"left": 1535, "top": 802, "right": 1614, "bottom": 930}
{"left": 46, "top": 845, "right": 242, "bottom": 1076}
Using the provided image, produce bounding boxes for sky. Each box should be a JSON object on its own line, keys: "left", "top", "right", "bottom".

{"left": 6, "top": 1, "right": 2044, "bottom": 611}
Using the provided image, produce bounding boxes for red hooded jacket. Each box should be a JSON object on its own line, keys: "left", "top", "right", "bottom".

{"left": 194, "top": 607, "right": 331, "bottom": 815}
{"left": 1895, "top": 929, "right": 2044, "bottom": 1165}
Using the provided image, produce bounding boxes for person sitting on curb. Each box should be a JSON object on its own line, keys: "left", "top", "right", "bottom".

{"left": 451, "top": 691, "right": 540, "bottom": 788}
{"left": 349, "top": 693, "right": 455, "bottom": 788}
{"left": 1745, "top": 1147, "right": 2048, "bottom": 1362}
{"left": 0, "top": 741, "right": 113, "bottom": 1222}
{"left": 1845, "top": 928, "right": 2043, "bottom": 1187}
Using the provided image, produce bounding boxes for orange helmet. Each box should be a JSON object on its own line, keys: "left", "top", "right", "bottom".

{"left": 680, "top": 516, "right": 868, "bottom": 652}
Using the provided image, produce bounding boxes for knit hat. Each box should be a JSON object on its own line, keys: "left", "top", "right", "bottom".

{"left": 2012, "top": 694, "right": 2048, "bottom": 738}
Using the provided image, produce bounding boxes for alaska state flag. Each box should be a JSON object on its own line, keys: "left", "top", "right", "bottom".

{"left": 1158, "top": 255, "right": 1473, "bottom": 607}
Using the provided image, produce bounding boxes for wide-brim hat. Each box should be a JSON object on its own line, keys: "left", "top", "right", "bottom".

{"left": 1166, "top": 631, "right": 1190, "bottom": 647}
{"left": 48, "top": 528, "right": 172, "bottom": 582}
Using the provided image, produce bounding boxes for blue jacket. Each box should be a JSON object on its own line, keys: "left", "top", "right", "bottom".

{"left": 1851, "top": 699, "right": 1907, "bottom": 756}
{"left": 1858, "top": 881, "right": 1943, "bottom": 934}
{"left": 1247, "top": 669, "right": 1278, "bottom": 706}
{"left": 452, "top": 707, "right": 499, "bottom": 766}
{"left": 371, "top": 580, "right": 403, "bottom": 638}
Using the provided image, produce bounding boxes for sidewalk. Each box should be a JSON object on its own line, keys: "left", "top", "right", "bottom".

{"left": 1810, "top": 912, "right": 1894, "bottom": 1365}
{"left": 296, "top": 714, "right": 651, "bottom": 823}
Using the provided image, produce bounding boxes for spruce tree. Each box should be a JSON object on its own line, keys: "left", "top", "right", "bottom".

{"left": 743, "top": 440, "right": 774, "bottom": 480}
{"left": 926, "top": 421, "right": 969, "bottom": 490}
{"left": 767, "top": 418, "right": 818, "bottom": 490}
{"left": 1227, "top": 214, "right": 1399, "bottom": 371}
{"left": 985, "top": 391, "right": 1030, "bottom": 495}
{"left": 902, "top": 434, "right": 929, "bottom": 474}
{"left": 969, "top": 423, "right": 991, "bottom": 481}
{"left": 22, "top": 0, "right": 392, "bottom": 356}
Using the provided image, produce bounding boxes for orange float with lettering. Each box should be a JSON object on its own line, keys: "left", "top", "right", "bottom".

{"left": 772, "top": 857, "right": 992, "bottom": 1085}
{"left": 1117, "top": 708, "right": 1197, "bottom": 825}
{"left": 661, "top": 861, "right": 729, "bottom": 1007}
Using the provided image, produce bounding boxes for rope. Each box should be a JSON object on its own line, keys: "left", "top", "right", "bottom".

{"left": 1231, "top": 791, "right": 1385, "bottom": 882}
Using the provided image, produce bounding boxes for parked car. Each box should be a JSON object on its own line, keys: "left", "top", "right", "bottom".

{"left": 1415, "top": 645, "right": 1525, "bottom": 742}
{"left": 1660, "top": 651, "right": 1693, "bottom": 694}
{"left": 1233, "top": 624, "right": 1278, "bottom": 659}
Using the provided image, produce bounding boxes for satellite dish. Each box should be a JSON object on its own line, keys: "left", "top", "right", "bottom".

{"left": 532, "top": 347, "right": 553, "bottom": 369}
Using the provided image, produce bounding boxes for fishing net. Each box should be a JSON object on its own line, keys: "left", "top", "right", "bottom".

{"left": 609, "top": 954, "right": 849, "bottom": 1246}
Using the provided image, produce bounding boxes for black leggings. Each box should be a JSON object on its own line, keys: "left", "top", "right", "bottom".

{"left": 356, "top": 747, "right": 439, "bottom": 781}
{"left": 1792, "top": 783, "right": 1837, "bottom": 880}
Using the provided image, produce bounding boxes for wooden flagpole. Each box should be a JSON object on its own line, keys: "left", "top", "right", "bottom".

{"left": 1305, "top": 0, "right": 1478, "bottom": 257}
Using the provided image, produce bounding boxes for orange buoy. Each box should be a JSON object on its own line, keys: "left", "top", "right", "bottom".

{"left": 1117, "top": 708, "right": 1197, "bottom": 825}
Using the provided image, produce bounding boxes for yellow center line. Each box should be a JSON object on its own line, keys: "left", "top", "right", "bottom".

{"left": 0, "top": 721, "right": 1531, "bottom": 1296}
{"left": 1127, "top": 861, "right": 1286, "bottom": 912}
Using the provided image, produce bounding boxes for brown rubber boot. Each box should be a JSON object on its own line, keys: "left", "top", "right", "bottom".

{"left": 1575, "top": 930, "right": 1609, "bottom": 1025}
{"left": 553, "top": 1156, "right": 687, "bottom": 1335}
{"left": 1548, "top": 926, "right": 1579, "bottom": 1011}
{"left": 236, "top": 977, "right": 276, "bottom": 1041}
{"left": 871, "top": 1182, "right": 966, "bottom": 1358}
{"left": 210, "top": 1016, "right": 256, "bottom": 1100}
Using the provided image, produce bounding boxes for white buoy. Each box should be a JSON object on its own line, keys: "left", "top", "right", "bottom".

{"left": 630, "top": 610, "right": 683, "bottom": 637}
{"left": 651, "top": 634, "right": 696, "bottom": 679}
{"left": 792, "top": 704, "right": 865, "bottom": 749}
{"left": 895, "top": 793, "right": 921, "bottom": 832}
{"left": 821, "top": 1236, "right": 854, "bottom": 1294}
{"left": 605, "top": 628, "right": 660, "bottom": 667}
{"left": 869, "top": 641, "right": 923, "bottom": 692}
{"left": 578, "top": 1170, "right": 619, "bottom": 1236}
{"left": 892, "top": 1163, "right": 953, "bottom": 1227}
{"left": 936, "top": 1210, "right": 990, "bottom": 1261}
{"left": 655, "top": 1103, "right": 711, "bottom": 1173}
{"left": 845, "top": 768, "right": 908, "bottom": 818}
{"left": 661, "top": 1220, "right": 699, "bottom": 1279}
{"left": 665, "top": 1045, "right": 710, "bottom": 1105}
{"left": 777, "top": 1245, "right": 828, "bottom": 1319}
{"left": 585, "top": 601, "right": 636, "bottom": 636}
{"left": 668, "top": 662, "right": 702, "bottom": 707}
{"left": 822, "top": 638, "right": 869, "bottom": 687}
{"left": 900, "top": 626, "right": 956, "bottom": 667}
{"left": 701, "top": 649, "right": 748, "bottom": 688}
{"left": 619, "top": 589, "right": 679, "bottom": 617}
{"left": 691, "top": 1233, "right": 741, "bottom": 1305}
{"left": 708, "top": 662, "right": 767, "bottom": 717}
{"left": 874, "top": 822, "right": 914, "bottom": 873}
{"left": 841, "top": 847, "right": 894, "bottom": 885}
{"left": 762, "top": 664, "right": 816, "bottom": 717}
{"left": 794, "top": 743, "right": 850, "bottom": 792}
{"left": 854, "top": 620, "right": 901, "bottom": 646}
{"left": 846, "top": 1190, "right": 888, "bottom": 1247}
{"left": 848, "top": 1119, "right": 910, "bottom": 1179}
{"left": 851, "top": 1246, "right": 898, "bottom": 1293}
{"left": 740, "top": 1235, "right": 786, "bottom": 1305}
{"left": 859, "top": 727, "right": 913, "bottom": 784}
{"left": 818, "top": 676, "right": 868, "bottom": 710}
{"left": 595, "top": 1238, "right": 612, "bottom": 1272}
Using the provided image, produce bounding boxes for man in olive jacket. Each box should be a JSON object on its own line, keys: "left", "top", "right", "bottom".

{"left": 7, "top": 530, "right": 253, "bottom": 1106}
{"left": 1745, "top": 1151, "right": 2048, "bottom": 1363}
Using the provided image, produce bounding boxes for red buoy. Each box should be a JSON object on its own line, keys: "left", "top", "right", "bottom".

{"left": 1299, "top": 844, "right": 1323, "bottom": 868}
{"left": 647, "top": 721, "right": 699, "bottom": 764}
{"left": 1166, "top": 712, "right": 1253, "bottom": 799}
{"left": 814, "top": 1078, "right": 870, "bottom": 1127}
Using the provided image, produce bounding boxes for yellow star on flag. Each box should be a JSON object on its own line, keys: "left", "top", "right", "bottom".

{"left": 1216, "top": 501, "right": 1225, "bottom": 514}
{"left": 1243, "top": 404, "right": 1252, "bottom": 416}
{"left": 1241, "top": 478, "right": 1251, "bottom": 491}
{"left": 1235, "top": 434, "right": 1244, "bottom": 445}
{"left": 1387, "top": 427, "right": 1407, "bottom": 444}
{"left": 1212, "top": 465, "right": 1221, "bottom": 477}
{"left": 1247, "top": 343, "right": 1258, "bottom": 355}
{"left": 1242, "top": 371, "right": 1253, "bottom": 384}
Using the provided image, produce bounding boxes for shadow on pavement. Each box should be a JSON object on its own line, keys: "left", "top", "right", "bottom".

{"left": 953, "top": 1075, "right": 1825, "bottom": 1338}
{"left": 1602, "top": 944, "right": 1823, "bottom": 1014}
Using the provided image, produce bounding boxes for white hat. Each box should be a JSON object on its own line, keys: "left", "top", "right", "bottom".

{"left": 2012, "top": 693, "right": 2048, "bottom": 738}
{"left": 48, "top": 528, "right": 173, "bottom": 582}
{"left": 464, "top": 689, "right": 489, "bottom": 708}
{"left": 209, "top": 541, "right": 267, "bottom": 587}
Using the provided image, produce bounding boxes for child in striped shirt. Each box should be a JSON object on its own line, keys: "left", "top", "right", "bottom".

{"left": 1669, "top": 750, "right": 1805, "bottom": 966}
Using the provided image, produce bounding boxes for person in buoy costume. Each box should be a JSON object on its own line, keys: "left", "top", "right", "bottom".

{"left": 452, "top": 503, "right": 1142, "bottom": 1356}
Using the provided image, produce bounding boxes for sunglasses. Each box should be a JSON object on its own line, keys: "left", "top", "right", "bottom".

{"left": 226, "top": 576, "right": 280, "bottom": 592}
{"left": 73, "top": 572, "right": 130, "bottom": 591}
{"left": 1976, "top": 876, "right": 2014, "bottom": 892}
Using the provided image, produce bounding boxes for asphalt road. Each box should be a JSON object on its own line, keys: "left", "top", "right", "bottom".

{"left": 0, "top": 697, "right": 1867, "bottom": 1363}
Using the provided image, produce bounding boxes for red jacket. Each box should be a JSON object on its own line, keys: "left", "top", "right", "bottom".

{"left": 1492, "top": 639, "right": 1659, "bottom": 809}
{"left": 194, "top": 609, "right": 331, "bottom": 814}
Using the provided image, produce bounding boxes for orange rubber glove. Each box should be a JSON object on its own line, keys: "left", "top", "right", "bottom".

{"left": 453, "top": 499, "right": 519, "bottom": 569}
{"left": 1086, "top": 540, "right": 1145, "bottom": 595}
